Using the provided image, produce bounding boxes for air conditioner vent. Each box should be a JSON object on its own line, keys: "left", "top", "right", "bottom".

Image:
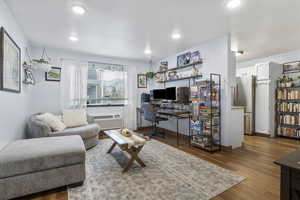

{"left": 94, "top": 115, "right": 114, "bottom": 119}
{"left": 91, "top": 114, "right": 123, "bottom": 130}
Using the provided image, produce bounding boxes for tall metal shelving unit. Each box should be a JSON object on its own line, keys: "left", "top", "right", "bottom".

{"left": 275, "top": 82, "right": 300, "bottom": 139}
{"left": 190, "top": 73, "right": 221, "bottom": 153}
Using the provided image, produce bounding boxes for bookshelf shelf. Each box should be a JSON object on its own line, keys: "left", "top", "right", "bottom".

{"left": 190, "top": 73, "right": 221, "bottom": 153}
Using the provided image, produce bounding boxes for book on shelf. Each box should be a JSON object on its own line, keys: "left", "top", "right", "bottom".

{"left": 279, "top": 114, "right": 300, "bottom": 125}
{"left": 277, "top": 89, "right": 300, "bottom": 100}
{"left": 278, "top": 126, "right": 300, "bottom": 138}
{"left": 278, "top": 102, "right": 300, "bottom": 112}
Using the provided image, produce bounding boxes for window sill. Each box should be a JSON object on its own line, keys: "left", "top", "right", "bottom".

{"left": 87, "top": 104, "right": 125, "bottom": 107}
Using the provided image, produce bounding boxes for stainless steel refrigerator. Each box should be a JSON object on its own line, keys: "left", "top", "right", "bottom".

{"left": 234, "top": 75, "right": 256, "bottom": 135}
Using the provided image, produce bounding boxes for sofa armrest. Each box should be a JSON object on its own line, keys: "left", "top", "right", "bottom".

{"left": 26, "top": 115, "right": 52, "bottom": 138}
{"left": 87, "top": 114, "right": 95, "bottom": 124}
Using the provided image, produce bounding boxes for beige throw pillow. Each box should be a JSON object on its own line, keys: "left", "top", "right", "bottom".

{"left": 36, "top": 113, "right": 66, "bottom": 132}
{"left": 63, "top": 109, "right": 88, "bottom": 128}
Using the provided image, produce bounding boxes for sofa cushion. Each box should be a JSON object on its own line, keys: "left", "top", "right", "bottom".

{"left": 36, "top": 112, "right": 66, "bottom": 131}
{"left": 51, "top": 123, "right": 100, "bottom": 139}
{"left": 63, "top": 109, "right": 88, "bottom": 128}
{"left": 0, "top": 136, "right": 85, "bottom": 179}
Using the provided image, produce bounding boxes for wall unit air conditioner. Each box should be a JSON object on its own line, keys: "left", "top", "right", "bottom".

{"left": 91, "top": 114, "right": 123, "bottom": 131}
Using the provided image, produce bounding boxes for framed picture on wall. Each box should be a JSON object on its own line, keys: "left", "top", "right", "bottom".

{"left": 45, "top": 67, "right": 61, "bottom": 81}
{"left": 283, "top": 61, "right": 300, "bottom": 74}
{"left": 177, "top": 52, "right": 191, "bottom": 67}
{"left": 137, "top": 74, "right": 147, "bottom": 88}
{"left": 0, "top": 27, "right": 21, "bottom": 93}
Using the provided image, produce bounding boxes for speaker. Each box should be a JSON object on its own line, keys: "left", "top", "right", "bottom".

{"left": 176, "top": 87, "right": 190, "bottom": 104}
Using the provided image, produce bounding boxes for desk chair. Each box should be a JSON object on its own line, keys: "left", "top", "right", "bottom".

{"left": 141, "top": 103, "right": 168, "bottom": 138}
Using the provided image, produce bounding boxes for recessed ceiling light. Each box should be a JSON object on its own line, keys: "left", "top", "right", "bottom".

{"left": 226, "top": 0, "right": 241, "bottom": 9}
{"left": 69, "top": 35, "right": 79, "bottom": 42}
{"left": 172, "top": 33, "right": 181, "bottom": 40}
{"left": 72, "top": 5, "right": 86, "bottom": 15}
{"left": 144, "top": 49, "right": 152, "bottom": 55}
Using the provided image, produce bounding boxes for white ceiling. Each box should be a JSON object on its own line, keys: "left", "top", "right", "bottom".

{"left": 5, "top": 0, "right": 300, "bottom": 62}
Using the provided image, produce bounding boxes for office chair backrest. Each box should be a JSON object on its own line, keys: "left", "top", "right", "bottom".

{"left": 141, "top": 103, "right": 156, "bottom": 122}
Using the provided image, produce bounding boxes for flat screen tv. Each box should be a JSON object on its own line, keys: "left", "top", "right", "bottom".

{"left": 152, "top": 89, "right": 166, "bottom": 100}
{"left": 165, "top": 87, "right": 176, "bottom": 100}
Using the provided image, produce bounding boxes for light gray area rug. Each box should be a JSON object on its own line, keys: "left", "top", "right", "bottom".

{"left": 68, "top": 139, "right": 245, "bottom": 200}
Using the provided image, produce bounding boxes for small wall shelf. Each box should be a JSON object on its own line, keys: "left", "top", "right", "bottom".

{"left": 156, "top": 60, "right": 203, "bottom": 74}
{"left": 155, "top": 61, "right": 203, "bottom": 85}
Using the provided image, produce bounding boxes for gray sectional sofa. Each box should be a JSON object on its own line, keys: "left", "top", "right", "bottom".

{"left": 27, "top": 113, "right": 100, "bottom": 149}
{"left": 0, "top": 136, "right": 86, "bottom": 200}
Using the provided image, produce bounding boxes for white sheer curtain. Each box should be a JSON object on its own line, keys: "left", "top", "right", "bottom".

{"left": 122, "top": 65, "right": 136, "bottom": 129}
{"left": 60, "top": 59, "right": 88, "bottom": 110}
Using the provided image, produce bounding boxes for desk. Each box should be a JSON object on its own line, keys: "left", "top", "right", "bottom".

{"left": 136, "top": 107, "right": 191, "bottom": 146}
{"left": 275, "top": 148, "right": 300, "bottom": 200}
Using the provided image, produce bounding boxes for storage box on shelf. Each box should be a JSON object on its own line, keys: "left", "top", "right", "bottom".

{"left": 276, "top": 79, "right": 300, "bottom": 139}
{"left": 190, "top": 73, "right": 221, "bottom": 153}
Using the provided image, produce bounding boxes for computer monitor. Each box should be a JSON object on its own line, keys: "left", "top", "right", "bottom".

{"left": 165, "top": 87, "right": 176, "bottom": 100}
{"left": 151, "top": 89, "right": 166, "bottom": 100}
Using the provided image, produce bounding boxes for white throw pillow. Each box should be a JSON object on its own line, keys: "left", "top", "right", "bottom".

{"left": 63, "top": 109, "right": 88, "bottom": 128}
{"left": 36, "top": 113, "right": 66, "bottom": 132}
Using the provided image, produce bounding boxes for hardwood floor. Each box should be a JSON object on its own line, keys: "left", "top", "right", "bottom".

{"left": 27, "top": 132, "right": 300, "bottom": 200}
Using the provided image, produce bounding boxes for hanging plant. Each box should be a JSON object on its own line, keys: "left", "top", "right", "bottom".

{"left": 146, "top": 72, "right": 156, "bottom": 79}
{"left": 32, "top": 48, "right": 52, "bottom": 72}
{"left": 32, "top": 58, "right": 49, "bottom": 64}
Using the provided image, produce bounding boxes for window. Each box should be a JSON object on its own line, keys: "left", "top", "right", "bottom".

{"left": 87, "top": 62, "right": 128, "bottom": 106}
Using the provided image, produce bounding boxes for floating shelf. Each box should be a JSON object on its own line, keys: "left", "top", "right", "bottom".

{"left": 156, "top": 75, "right": 203, "bottom": 83}
{"left": 156, "top": 61, "right": 203, "bottom": 74}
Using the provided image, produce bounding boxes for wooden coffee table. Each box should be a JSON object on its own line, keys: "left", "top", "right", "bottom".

{"left": 104, "top": 129, "right": 146, "bottom": 173}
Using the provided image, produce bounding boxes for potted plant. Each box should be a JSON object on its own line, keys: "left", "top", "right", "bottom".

{"left": 286, "top": 77, "right": 293, "bottom": 87}
{"left": 146, "top": 72, "right": 156, "bottom": 79}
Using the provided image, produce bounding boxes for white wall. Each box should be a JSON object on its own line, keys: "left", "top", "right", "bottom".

{"left": 0, "top": 0, "right": 30, "bottom": 149}
{"left": 238, "top": 49, "right": 300, "bottom": 69}
{"left": 149, "top": 35, "right": 243, "bottom": 147}
{"left": 29, "top": 47, "right": 150, "bottom": 130}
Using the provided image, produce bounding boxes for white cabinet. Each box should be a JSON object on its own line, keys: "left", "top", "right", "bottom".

{"left": 256, "top": 63, "right": 270, "bottom": 81}
{"left": 254, "top": 62, "right": 282, "bottom": 137}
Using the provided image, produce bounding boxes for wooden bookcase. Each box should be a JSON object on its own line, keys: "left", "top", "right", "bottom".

{"left": 190, "top": 73, "right": 221, "bottom": 152}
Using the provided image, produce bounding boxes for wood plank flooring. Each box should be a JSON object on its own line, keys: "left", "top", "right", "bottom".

{"left": 25, "top": 132, "right": 300, "bottom": 200}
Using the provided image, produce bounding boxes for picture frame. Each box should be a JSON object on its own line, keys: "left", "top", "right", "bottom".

{"left": 283, "top": 61, "right": 300, "bottom": 74}
{"left": 191, "top": 51, "right": 201, "bottom": 63}
{"left": 137, "top": 74, "right": 147, "bottom": 88}
{"left": 45, "top": 67, "right": 61, "bottom": 81}
{"left": 177, "top": 52, "right": 191, "bottom": 67}
{"left": 23, "top": 68, "right": 35, "bottom": 85}
{"left": 0, "top": 27, "right": 21, "bottom": 93}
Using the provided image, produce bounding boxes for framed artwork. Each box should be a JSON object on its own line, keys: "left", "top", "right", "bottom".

{"left": 23, "top": 68, "right": 35, "bottom": 85}
{"left": 137, "top": 74, "right": 147, "bottom": 88}
{"left": 45, "top": 67, "right": 61, "bottom": 81}
{"left": 0, "top": 27, "right": 21, "bottom": 93}
{"left": 177, "top": 52, "right": 191, "bottom": 67}
{"left": 191, "top": 51, "right": 201, "bottom": 63}
{"left": 283, "top": 61, "right": 300, "bottom": 74}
